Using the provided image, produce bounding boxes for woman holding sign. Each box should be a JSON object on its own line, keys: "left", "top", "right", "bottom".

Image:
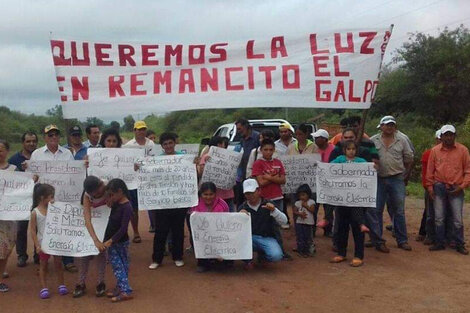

{"left": 0, "top": 140, "right": 17, "bottom": 292}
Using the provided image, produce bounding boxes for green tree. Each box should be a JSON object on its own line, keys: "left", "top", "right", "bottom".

{"left": 123, "top": 115, "right": 135, "bottom": 132}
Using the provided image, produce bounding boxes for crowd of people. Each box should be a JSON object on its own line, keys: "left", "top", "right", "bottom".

{"left": 0, "top": 115, "right": 469, "bottom": 302}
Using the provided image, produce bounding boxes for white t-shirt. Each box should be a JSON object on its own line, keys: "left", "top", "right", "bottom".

{"left": 294, "top": 199, "right": 315, "bottom": 225}
{"left": 123, "top": 137, "right": 155, "bottom": 156}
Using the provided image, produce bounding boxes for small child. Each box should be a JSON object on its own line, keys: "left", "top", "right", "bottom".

{"left": 103, "top": 178, "right": 133, "bottom": 302}
{"left": 330, "top": 140, "right": 369, "bottom": 267}
{"left": 30, "top": 184, "right": 68, "bottom": 299}
{"left": 293, "top": 184, "right": 316, "bottom": 257}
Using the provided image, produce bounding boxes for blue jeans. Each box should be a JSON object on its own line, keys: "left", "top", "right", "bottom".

{"left": 252, "top": 235, "right": 283, "bottom": 262}
{"left": 376, "top": 176, "right": 408, "bottom": 244}
{"left": 433, "top": 183, "right": 465, "bottom": 247}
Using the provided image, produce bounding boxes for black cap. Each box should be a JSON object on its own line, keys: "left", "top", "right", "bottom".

{"left": 68, "top": 125, "right": 82, "bottom": 136}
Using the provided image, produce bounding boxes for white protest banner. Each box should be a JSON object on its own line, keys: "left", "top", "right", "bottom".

{"left": 315, "top": 162, "right": 377, "bottom": 207}
{"left": 190, "top": 212, "right": 252, "bottom": 260}
{"left": 26, "top": 160, "right": 86, "bottom": 202}
{"left": 0, "top": 171, "right": 34, "bottom": 221}
{"left": 50, "top": 29, "right": 392, "bottom": 118}
{"left": 137, "top": 155, "right": 198, "bottom": 210}
{"left": 151, "top": 144, "right": 200, "bottom": 157}
{"left": 279, "top": 154, "right": 321, "bottom": 193}
{"left": 87, "top": 148, "right": 145, "bottom": 189}
{"left": 41, "top": 202, "right": 111, "bottom": 257}
{"left": 201, "top": 146, "right": 241, "bottom": 190}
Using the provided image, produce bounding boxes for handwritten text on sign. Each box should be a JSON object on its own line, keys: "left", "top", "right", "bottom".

{"left": 201, "top": 146, "right": 241, "bottom": 190}
{"left": 0, "top": 171, "right": 34, "bottom": 221}
{"left": 279, "top": 154, "right": 321, "bottom": 193}
{"left": 51, "top": 29, "right": 392, "bottom": 118}
{"left": 190, "top": 212, "right": 252, "bottom": 260}
{"left": 315, "top": 162, "right": 377, "bottom": 207}
{"left": 137, "top": 155, "right": 198, "bottom": 210}
{"left": 87, "top": 148, "right": 145, "bottom": 189}
{"left": 41, "top": 202, "right": 111, "bottom": 257}
{"left": 26, "top": 160, "right": 86, "bottom": 202}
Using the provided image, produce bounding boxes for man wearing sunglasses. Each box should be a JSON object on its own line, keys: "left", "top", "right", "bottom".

{"left": 30, "top": 125, "right": 74, "bottom": 161}
{"left": 64, "top": 126, "right": 88, "bottom": 160}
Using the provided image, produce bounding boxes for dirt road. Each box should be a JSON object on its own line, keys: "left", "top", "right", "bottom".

{"left": 2, "top": 198, "right": 470, "bottom": 313}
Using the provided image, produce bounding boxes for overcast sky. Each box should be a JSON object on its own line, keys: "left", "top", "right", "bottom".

{"left": 0, "top": 0, "right": 468, "bottom": 119}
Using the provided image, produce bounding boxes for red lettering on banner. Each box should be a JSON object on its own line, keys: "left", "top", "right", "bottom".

{"left": 309, "top": 34, "right": 329, "bottom": 55}
{"left": 153, "top": 71, "right": 172, "bottom": 94}
{"left": 51, "top": 40, "right": 71, "bottom": 66}
{"left": 246, "top": 40, "right": 264, "bottom": 59}
{"left": 209, "top": 43, "right": 228, "bottom": 63}
{"left": 165, "top": 45, "right": 183, "bottom": 66}
{"left": 142, "top": 45, "right": 159, "bottom": 66}
{"left": 313, "top": 56, "right": 330, "bottom": 77}
{"left": 259, "top": 66, "right": 276, "bottom": 89}
{"left": 95, "top": 44, "right": 113, "bottom": 66}
{"left": 130, "top": 73, "right": 147, "bottom": 96}
{"left": 189, "top": 45, "right": 205, "bottom": 65}
{"left": 334, "top": 33, "right": 354, "bottom": 53}
{"left": 225, "top": 67, "right": 244, "bottom": 90}
{"left": 371, "top": 80, "right": 379, "bottom": 101}
{"left": 179, "top": 69, "right": 195, "bottom": 93}
{"left": 282, "top": 65, "right": 300, "bottom": 89}
{"left": 247, "top": 66, "right": 255, "bottom": 90}
{"left": 118, "top": 45, "right": 136, "bottom": 66}
{"left": 363, "top": 80, "right": 373, "bottom": 102}
{"left": 333, "top": 56, "right": 349, "bottom": 77}
{"left": 109, "top": 75, "right": 125, "bottom": 97}
{"left": 71, "top": 41, "right": 90, "bottom": 66}
{"left": 200, "top": 68, "right": 219, "bottom": 92}
{"left": 71, "top": 76, "right": 89, "bottom": 101}
{"left": 359, "top": 32, "right": 377, "bottom": 54}
{"left": 333, "top": 81, "right": 346, "bottom": 101}
{"left": 271, "top": 36, "right": 287, "bottom": 58}
{"left": 348, "top": 80, "right": 361, "bottom": 102}
{"left": 315, "top": 80, "right": 331, "bottom": 101}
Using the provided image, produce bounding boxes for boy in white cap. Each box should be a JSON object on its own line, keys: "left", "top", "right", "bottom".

{"left": 426, "top": 125, "right": 470, "bottom": 255}
{"left": 238, "top": 179, "right": 287, "bottom": 268}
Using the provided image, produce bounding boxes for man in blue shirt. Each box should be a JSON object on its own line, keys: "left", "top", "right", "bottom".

{"left": 8, "top": 131, "right": 38, "bottom": 267}
{"left": 64, "top": 126, "right": 88, "bottom": 160}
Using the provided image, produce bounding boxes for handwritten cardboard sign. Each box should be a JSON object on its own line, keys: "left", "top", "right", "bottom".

{"left": 41, "top": 202, "right": 111, "bottom": 257}
{"left": 0, "top": 171, "right": 35, "bottom": 220}
{"left": 201, "top": 146, "right": 241, "bottom": 189}
{"left": 137, "top": 155, "right": 198, "bottom": 210}
{"left": 27, "top": 160, "right": 86, "bottom": 202}
{"left": 151, "top": 144, "right": 200, "bottom": 157}
{"left": 190, "top": 212, "right": 252, "bottom": 260}
{"left": 279, "top": 154, "right": 321, "bottom": 193}
{"left": 315, "top": 162, "right": 377, "bottom": 207}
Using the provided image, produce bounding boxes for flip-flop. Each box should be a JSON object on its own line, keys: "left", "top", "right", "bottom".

{"left": 39, "top": 288, "right": 50, "bottom": 299}
{"left": 111, "top": 293, "right": 133, "bottom": 303}
{"left": 350, "top": 258, "right": 364, "bottom": 267}
{"left": 132, "top": 236, "right": 142, "bottom": 243}
{"left": 106, "top": 287, "right": 120, "bottom": 298}
{"left": 58, "top": 285, "right": 68, "bottom": 295}
{"left": 329, "top": 256, "right": 347, "bottom": 263}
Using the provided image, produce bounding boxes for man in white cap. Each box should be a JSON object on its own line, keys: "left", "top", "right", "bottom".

{"left": 313, "top": 129, "right": 335, "bottom": 163}
{"left": 275, "top": 122, "right": 296, "bottom": 156}
{"left": 416, "top": 129, "right": 441, "bottom": 244}
{"left": 238, "top": 179, "right": 287, "bottom": 268}
{"left": 371, "top": 115, "right": 414, "bottom": 251}
{"left": 426, "top": 125, "right": 470, "bottom": 255}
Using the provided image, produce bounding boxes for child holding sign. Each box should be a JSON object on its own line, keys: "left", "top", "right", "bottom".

{"left": 293, "top": 184, "right": 316, "bottom": 257}
{"left": 330, "top": 141, "right": 369, "bottom": 267}
{"left": 103, "top": 178, "right": 133, "bottom": 302}
{"left": 30, "top": 184, "right": 68, "bottom": 299}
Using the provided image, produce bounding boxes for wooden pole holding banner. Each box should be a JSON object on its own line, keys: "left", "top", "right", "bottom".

{"left": 356, "top": 24, "right": 394, "bottom": 144}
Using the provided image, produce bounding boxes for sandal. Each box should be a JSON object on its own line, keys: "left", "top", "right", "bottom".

{"left": 58, "top": 284, "right": 69, "bottom": 295}
{"left": 111, "top": 293, "right": 133, "bottom": 303}
{"left": 106, "top": 287, "right": 120, "bottom": 298}
{"left": 65, "top": 263, "right": 78, "bottom": 273}
{"left": 132, "top": 236, "right": 142, "bottom": 243}
{"left": 329, "top": 255, "right": 347, "bottom": 263}
{"left": 39, "top": 288, "right": 50, "bottom": 299}
{"left": 350, "top": 258, "right": 364, "bottom": 267}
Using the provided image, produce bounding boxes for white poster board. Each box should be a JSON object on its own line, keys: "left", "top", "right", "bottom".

{"left": 137, "top": 155, "right": 198, "bottom": 210}
{"left": 26, "top": 160, "right": 86, "bottom": 202}
{"left": 0, "top": 171, "right": 35, "bottom": 221}
{"left": 87, "top": 148, "right": 145, "bottom": 189}
{"left": 151, "top": 144, "right": 200, "bottom": 157}
{"left": 41, "top": 202, "right": 111, "bottom": 257}
{"left": 201, "top": 146, "right": 241, "bottom": 189}
{"left": 279, "top": 154, "right": 321, "bottom": 193}
{"left": 315, "top": 162, "right": 377, "bottom": 207}
{"left": 190, "top": 212, "right": 252, "bottom": 260}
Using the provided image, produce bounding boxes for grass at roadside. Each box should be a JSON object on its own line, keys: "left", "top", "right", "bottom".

{"left": 406, "top": 181, "right": 470, "bottom": 202}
